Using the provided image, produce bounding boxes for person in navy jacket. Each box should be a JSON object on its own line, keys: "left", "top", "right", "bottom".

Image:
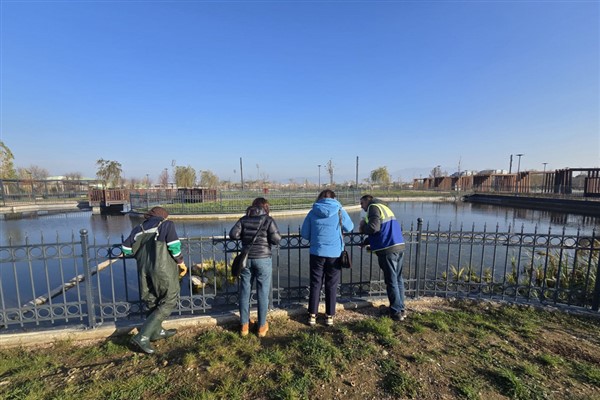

{"left": 359, "top": 195, "right": 407, "bottom": 321}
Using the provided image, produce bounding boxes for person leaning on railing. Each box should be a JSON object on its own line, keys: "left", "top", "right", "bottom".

{"left": 229, "top": 197, "right": 281, "bottom": 338}
{"left": 359, "top": 195, "right": 407, "bottom": 322}
{"left": 121, "top": 206, "right": 187, "bottom": 354}
{"left": 301, "top": 189, "right": 354, "bottom": 327}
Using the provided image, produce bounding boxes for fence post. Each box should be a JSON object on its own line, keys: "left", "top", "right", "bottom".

{"left": 0, "top": 180, "right": 4, "bottom": 206}
{"left": 80, "top": 229, "right": 97, "bottom": 328}
{"left": 415, "top": 218, "right": 423, "bottom": 298}
{"left": 592, "top": 257, "right": 600, "bottom": 312}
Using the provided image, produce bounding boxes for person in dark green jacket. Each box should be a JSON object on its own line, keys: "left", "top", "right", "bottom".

{"left": 122, "top": 206, "right": 187, "bottom": 354}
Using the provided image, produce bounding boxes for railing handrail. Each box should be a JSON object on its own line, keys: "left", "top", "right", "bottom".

{"left": 1, "top": 223, "right": 598, "bottom": 332}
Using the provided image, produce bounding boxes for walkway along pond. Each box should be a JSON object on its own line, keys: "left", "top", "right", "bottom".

{"left": 1, "top": 216, "right": 598, "bottom": 333}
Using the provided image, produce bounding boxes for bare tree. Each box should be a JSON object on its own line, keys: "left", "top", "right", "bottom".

{"left": 326, "top": 159, "right": 334, "bottom": 186}
{"left": 18, "top": 165, "right": 49, "bottom": 180}
{"left": 159, "top": 169, "right": 169, "bottom": 188}
{"left": 430, "top": 165, "right": 444, "bottom": 178}
{"left": 64, "top": 172, "right": 83, "bottom": 180}
{"left": 127, "top": 178, "right": 140, "bottom": 189}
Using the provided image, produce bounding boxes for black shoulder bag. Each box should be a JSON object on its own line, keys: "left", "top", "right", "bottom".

{"left": 338, "top": 210, "right": 352, "bottom": 269}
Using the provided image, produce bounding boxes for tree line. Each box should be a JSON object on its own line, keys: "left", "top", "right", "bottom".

{"left": 1, "top": 141, "right": 427, "bottom": 190}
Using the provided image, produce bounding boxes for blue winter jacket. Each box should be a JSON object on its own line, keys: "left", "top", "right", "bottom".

{"left": 301, "top": 198, "right": 354, "bottom": 258}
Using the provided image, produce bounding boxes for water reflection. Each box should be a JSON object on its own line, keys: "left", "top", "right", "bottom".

{"left": 1, "top": 201, "right": 598, "bottom": 245}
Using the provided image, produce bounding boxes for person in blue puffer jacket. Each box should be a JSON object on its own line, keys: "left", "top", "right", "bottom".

{"left": 301, "top": 190, "right": 354, "bottom": 327}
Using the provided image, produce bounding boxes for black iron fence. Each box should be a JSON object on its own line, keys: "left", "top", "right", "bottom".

{"left": 1, "top": 221, "right": 598, "bottom": 332}
{"left": 0, "top": 179, "right": 99, "bottom": 206}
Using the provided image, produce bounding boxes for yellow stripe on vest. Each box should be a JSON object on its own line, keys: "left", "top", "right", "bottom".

{"left": 365, "top": 203, "right": 395, "bottom": 224}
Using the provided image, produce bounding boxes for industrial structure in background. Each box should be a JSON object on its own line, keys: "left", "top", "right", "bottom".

{"left": 414, "top": 168, "right": 600, "bottom": 198}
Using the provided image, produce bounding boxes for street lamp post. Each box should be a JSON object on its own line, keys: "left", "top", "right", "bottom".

{"left": 25, "top": 170, "right": 34, "bottom": 199}
{"left": 515, "top": 153, "right": 524, "bottom": 192}
{"left": 318, "top": 164, "right": 322, "bottom": 190}
{"left": 542, "top": 163, "right": 547, "bottom": 173}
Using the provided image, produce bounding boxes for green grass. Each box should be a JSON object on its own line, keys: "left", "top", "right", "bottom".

{"left": 378, "top": 358, "right": 421, "bottom": 398}
{"left": 451, "top": 373, "right": 484, "bottom": 400}
{"left": 1, "top": 299, "right": 599, "bottom": 400}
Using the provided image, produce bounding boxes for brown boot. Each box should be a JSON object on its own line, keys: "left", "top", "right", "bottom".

{"left": 240, "top": 323, "right": 249, "bottom": 337}
{"left": 258, "top": 323, "right": 269, "bottom": 338}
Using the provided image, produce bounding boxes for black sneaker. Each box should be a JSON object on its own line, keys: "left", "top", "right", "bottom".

{"left": 391, "top": 311, "right": 406, "bottom": 322}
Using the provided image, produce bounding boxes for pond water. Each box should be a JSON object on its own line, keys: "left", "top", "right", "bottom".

{"left": 2, "top": 201, "right": 599, "bottom": 245}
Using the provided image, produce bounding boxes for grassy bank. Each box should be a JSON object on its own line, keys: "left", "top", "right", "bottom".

{"left": 134, "top": 190, "right": 452, "bottom": 215}
{"left": 1, "top": 299, "right": 598, "bottom": 399}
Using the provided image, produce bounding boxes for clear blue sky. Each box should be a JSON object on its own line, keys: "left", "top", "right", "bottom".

{"left": 1, "top": 0, "right": 598, "bottom": 184}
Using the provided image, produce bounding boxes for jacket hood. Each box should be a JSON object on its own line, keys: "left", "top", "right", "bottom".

{"left": 144, "top": 206, "right": 168, "bottom": 220}
{"left": 312, "top": 198, "right": 342, "bottom": 218}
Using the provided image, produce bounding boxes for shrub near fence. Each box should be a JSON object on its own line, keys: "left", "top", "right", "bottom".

{"left": 0, "top": 221, "right": 598, "bottom": 332}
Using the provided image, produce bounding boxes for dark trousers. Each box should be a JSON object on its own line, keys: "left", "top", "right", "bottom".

{"left": 138, "top": 261, "right": 179, "bottom": 337}
{"left": 308, "top": 254, "right": 341, "bottom": 316}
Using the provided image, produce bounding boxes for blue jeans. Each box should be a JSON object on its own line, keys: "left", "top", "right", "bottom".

{"left": 377, "top": 251, "right": 405, "bottom": 314}
{"left": 239, "top": 257, "right": 272, "bottom": 327}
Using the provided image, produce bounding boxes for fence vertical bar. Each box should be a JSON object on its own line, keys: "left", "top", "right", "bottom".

{"left": 80, "top": 229, "right": 96, "bottom": 329}
{"left": 0, "top": 179, "right": 5, "bottom": 206}
{"left": 415, "top": 218, "right": 423, "bottom": 298}
{"left": 592, "top": 238, "right": 600, "bottom": 311}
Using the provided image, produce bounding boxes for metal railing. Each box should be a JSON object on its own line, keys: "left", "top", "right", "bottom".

{"left": 0, "top": 179, "right": 99, "bottom": 206}
{"left": 1, "top": 220, "right": 598, "bottom": 332}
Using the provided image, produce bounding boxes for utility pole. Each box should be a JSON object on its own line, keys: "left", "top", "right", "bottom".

{"left": 516, "top": 153, "right": 524, "bottom": 192}
{"left": 318, "top": 164, "right": 322, "bottom": 190}
{"left": 240, "top": 157, "right": 244, "bottom": 190}
{"left": 355, "top": 156, "right": 359, "bottom": 188}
